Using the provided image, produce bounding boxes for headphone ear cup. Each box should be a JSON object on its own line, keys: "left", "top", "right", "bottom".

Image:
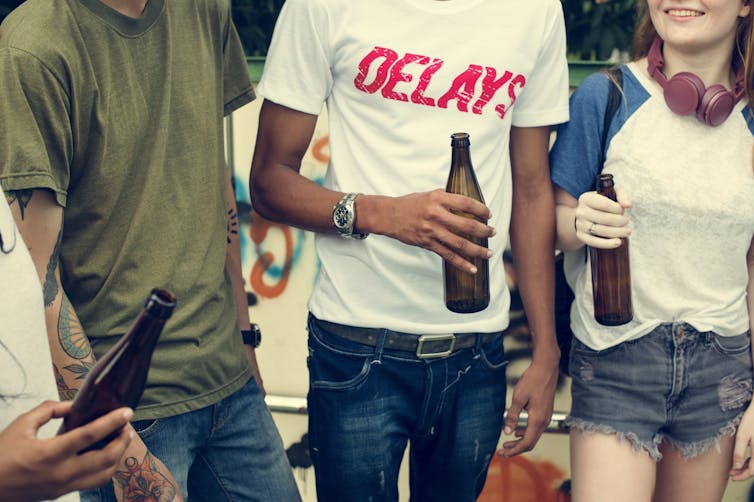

{"left": 698, "top": 85, "right": 735, "bottom": 126}
{"left": 663, "top": 72, "right": 705, "bottom": 115}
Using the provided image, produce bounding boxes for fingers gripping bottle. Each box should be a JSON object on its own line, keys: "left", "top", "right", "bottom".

{"left": 589, "top": 174, "right": 633, "bottom": 325}
{"left": 58, "top": 288, "right": 176, "bottom": 450}
{"left": 444, "top": 132, "right": 490, "bottom": 313}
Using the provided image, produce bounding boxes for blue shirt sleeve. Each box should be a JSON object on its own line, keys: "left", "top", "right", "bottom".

{"left": 550, "top": 71, "right": 614, "bottom": 198}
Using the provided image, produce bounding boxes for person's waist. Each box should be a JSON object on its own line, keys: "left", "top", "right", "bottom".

{"left": 313, "top": 316, "right": 503, "bottom": 359}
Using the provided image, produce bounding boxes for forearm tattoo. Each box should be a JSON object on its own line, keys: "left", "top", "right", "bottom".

{"left": 56, "top": 294, "right": 94, "bottom": 388}
{"left": 53, "top": 364, "right": 77, "bottom": 401}
{"left": 58, "top": 294, "right": 91, "bottom": 360}
{"left": 43, "top": 225, "right": 63, "bottom": 306}
{"left": 114, "top": 453, "right": 178, "bottom": 502}
{"left": 4, "top": 189, "right": 33, "bottom": 220}
{"left": 227, "top": 206, "right": 239, "bottom": 244}
{"left": 62, "top": 359, "right": 94, "bottom": 385}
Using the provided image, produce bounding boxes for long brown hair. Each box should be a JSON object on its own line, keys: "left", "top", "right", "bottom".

{"left": 632, "top": 1, "right": 754, "bottom": 106}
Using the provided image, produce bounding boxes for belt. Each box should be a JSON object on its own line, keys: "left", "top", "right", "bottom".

{"left": 315, "top": 317, "right": 503, "bottom": 359}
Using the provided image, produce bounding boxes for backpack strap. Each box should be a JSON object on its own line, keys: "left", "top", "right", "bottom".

{"left": 601, "top": 67, "right": 623, "bottom": 166}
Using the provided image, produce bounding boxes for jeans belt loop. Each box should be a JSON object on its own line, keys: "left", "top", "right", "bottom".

{"left": 415, "top": 334, "right": 456, "bottom": 359}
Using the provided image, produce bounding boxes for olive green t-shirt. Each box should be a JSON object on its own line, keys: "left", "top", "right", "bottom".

{"left": 0, "top": 0, "right": 255, "bottom": 419}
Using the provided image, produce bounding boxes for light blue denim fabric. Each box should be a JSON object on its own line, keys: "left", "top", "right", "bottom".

{"left": 306, "top": 314, "right": 508, "bottom": 502}
{"left": 80, "top": 377, "right": 301, "bottom": 502}
{"left": 568, "top": 322, "right": 753, "bottom": 459}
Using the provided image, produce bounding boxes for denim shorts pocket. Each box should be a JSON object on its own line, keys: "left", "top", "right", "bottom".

{"left": 479, "top": 337, "right": 508, "bottom": 371}
{"left": 308, "top": 329, "right": 374, "bottom": 391}
{"left": 710, "top": 331, "right": 751, "bottom": 356}
{"left": 130, "top": 418, "right": 162, "bottom": 439}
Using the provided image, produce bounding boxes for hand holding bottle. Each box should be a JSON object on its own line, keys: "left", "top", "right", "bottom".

{"left": 583, "top": 174, "right": 633, "bottom": 326}
{"left": 366, "top": 189, "right": 495, "bottom": 274}
{"left": 574, "top": 184, "right": 632, "bottom": 249}
{"left": 0, "top": 401, "right": 133, "bottom": 500}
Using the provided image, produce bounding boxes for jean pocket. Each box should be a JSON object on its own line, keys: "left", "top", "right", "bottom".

{"left": 710, "top": 331, "right": 751, "bottom": 356}
{"left": 479, "top": 337, "right": 508, "bottom": 371}
{"left": 131, "top": 418, "right": 161, "bottom": 439}
{"left": 309, "top": 331, "right": 374, "bottom": 391}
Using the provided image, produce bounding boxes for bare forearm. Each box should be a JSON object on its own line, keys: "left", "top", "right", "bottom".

{"left": 250, "top": 100, "right": 343, "bottom": 234}
{"left": 508, "top": 126, "right": 559, "bottom": 362}
{"left": 250, "top": 100, "right": 495, "bottom": 271}
{"left": 510, "top": 188, "right": 559, "bottom": 361}
{"left": 251, "top": 160, "right": 344, "bottom": 233}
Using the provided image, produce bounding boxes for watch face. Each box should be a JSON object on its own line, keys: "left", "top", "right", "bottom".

{"left": 333, "top": 205, "right": 352, "bottom": 230}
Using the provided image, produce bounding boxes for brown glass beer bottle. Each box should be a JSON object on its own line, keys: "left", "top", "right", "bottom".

{"left": 58, "top": 288, "right": 176, "bottom": 450}
{"left": 589, "top": 174, "right": 632, "bottom": 325}
{"left": 444, "top": 132, "right": 490, "bottom": 313}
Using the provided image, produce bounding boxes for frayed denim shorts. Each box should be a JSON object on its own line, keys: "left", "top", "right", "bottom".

{"left": 567, "top": 322, "right": 753, "bottom": 460}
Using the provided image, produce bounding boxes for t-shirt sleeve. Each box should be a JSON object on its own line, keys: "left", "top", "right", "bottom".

{"left": 511, "top": 2, "right": 570, "bottom": 127}
{"left": 255, "top": 0, "right": 332, "bottom": 115}
{"left": 549, "top": 71, "right": 613, "bottom": 199}
{"left": 222, "top": 7, "right": 255, "bottom": 116}
{"left": 0, "top": 47, "right": 72, "bottom": 206}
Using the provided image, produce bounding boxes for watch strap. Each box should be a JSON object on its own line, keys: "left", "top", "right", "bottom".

{"left": 333, "top": 192, "right": 368, "bottom": 239}
{"left": 241, "top": 323, "right": 262, "bottom": 347}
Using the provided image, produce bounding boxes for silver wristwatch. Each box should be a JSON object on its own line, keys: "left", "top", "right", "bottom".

{"left": 331, "top": 192, "right": 368, "bottom": 239}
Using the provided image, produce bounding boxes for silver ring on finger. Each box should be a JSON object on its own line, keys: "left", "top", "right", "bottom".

{"left": 588, "top": 222, "right": 597, "bottom": 235}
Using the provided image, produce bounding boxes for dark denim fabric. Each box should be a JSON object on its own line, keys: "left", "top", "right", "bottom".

{"left": 306, "top": 314, "right": 508, "bottom": 502}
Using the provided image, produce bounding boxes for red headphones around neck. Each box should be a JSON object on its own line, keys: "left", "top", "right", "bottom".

{"left": 647, "top": 36, "right": 744, "bottom": 126}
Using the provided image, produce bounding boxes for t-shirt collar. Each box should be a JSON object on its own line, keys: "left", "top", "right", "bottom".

{"left": 78, "top": 0, "right": 165, "bottom": 36}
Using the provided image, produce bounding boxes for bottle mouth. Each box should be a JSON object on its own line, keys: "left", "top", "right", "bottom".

{"left": 450, "top": 132, "right": 470, "bottom": 146}
{"left": 146, "top": 288, "right": 177, "bottom": 318}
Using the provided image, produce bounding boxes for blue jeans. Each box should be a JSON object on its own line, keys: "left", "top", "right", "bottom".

{"left": 307, "top": 314, "right": 508, "bottom": 502}
{"left": 81, "top": 377, "right": 301, "bottom": 502}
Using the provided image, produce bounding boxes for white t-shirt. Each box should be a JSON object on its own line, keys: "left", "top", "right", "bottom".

{"left": 258, "top": 0, "right": 570, "bottom": 333}
{"left": 0, "top": 186, "right": 80, "bottom": 502}
{"left": 551, "top": 62, "right": 754, "bottom": 350}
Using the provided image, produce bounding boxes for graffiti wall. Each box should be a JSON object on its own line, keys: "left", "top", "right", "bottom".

{"left": 229, "top": 100, "right": 326, "bottom": 399}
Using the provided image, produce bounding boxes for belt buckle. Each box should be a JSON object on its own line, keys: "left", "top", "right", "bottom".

{"left": 416, "top": 334, "right": 456, "bottom": 359}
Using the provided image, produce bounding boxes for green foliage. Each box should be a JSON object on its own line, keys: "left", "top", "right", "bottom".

{"left": 562, "top": 0, "right": 638, "bottom": 60}
{"left": 0, "top": 1, "right": 638, "bottom": 62}
{"left": 232, "top": 0, "right": 639, "bottom": 61}
{"left": 0, "top": 0, "right": 22, "bottom": 23}
{"left": 232, "top": 0, "right": 285, "bottom": 57}
{"left": 0, "top": 0, "right": 284, "bottom": 57}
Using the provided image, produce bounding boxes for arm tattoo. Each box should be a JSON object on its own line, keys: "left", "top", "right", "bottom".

{"left": 43, "top": 224, "right": 63, "bottom": 306}
{"left": 227, "top": 206, "right": 239, "bottom": 244}
{"left": 4, "top": 189, "right": 33, "bottom": 220}
{"left": 53, "top": 364, "right": 78, "bottom": 401}
{"left": 54, "top": 296, "right": 94, "bottom": 392}
{"left": 114, "top": 453, "right": 178, "bottom": 502}
{"left": 62, "top": 359, "right": 94, "bottom": 383}
{"left": 58, "top": 294, "right": 91, "bottom": 359}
